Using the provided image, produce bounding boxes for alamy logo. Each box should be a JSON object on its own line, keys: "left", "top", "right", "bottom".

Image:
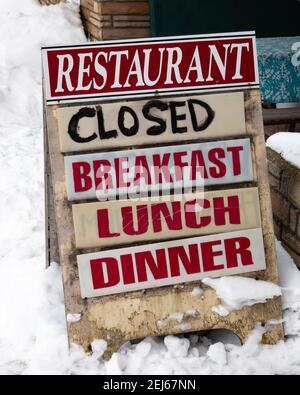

{"left": 292, "top": 42, "right": 300, "bottom": 67}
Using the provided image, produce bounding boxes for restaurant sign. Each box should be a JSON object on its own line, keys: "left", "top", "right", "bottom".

{"left": 42, "top": 32, "right": 259, "bottom": 104}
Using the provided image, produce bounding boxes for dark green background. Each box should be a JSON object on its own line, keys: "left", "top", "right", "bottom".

{"left": 150, "top": 0, "right": 300, "bottom": 38}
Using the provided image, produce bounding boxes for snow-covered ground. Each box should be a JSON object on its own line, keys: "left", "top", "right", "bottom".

{"left": 0, "top": 0, "right": 300, "bottom": 375}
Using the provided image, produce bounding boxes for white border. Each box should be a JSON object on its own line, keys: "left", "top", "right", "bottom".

{"left": 42, "top": 32, "right": 259, "bottom": 105}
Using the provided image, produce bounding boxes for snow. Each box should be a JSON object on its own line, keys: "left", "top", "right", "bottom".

{"left": 211, "top": 305, "right": 232, "bottom": 317}
{"left": 207, "top": 343, "right": 227, "bottom": 366}
{"left": 157, "top": 313, "right": 184, "bottom": 330}
{"left": 186, "top": 309, "right": 198, "bottom": 318}
{"left": 175, "top": 323, "right": 193, "bottom": 332}
{"left": 0, "top": 0, "right": 40, "bottom": 14}
{"left": 67, "top": 314, "right": 82, "bottom": 324}
{"left": 267, "top": 132, "right": 300, "bottom": 169}
{"left": 164, "top": 336, "right": 190, "bottom": 358}
{"left": 202, "top": 277, "right": 282, "bottom": 316}
{"left": 1, "top": 0, "right": 300, "bottom": 375}
{"left": 192, "top": 286, "right": 204, "bottom": 298}
{"left": 91, "top": 340, "right": 108, "bottom": 360}
{"left": 168, "top": 313, "right": 184, "bottom": 323}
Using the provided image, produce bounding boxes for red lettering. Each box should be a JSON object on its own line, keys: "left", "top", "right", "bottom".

{"left": 201, "top": 241, "right": 224, "bottom": 272}
{"left": 185, "top": 199, "right": 211, "bottom": 228}
{"left": 90, "top": 258, "right": 120, "bottom": 289}
{"left": 135, "top": 249, "right": 168, "bottom": 282}
{"left": 97, "top": 209, "right": 120, "bottom": 238}
{"left": 153, "top": 153, "right": 173, "bottom": 184}
{"left": 174, "top": 151, "right": 189, "bottom": 181}
{"left": 134, "top": 156, "right": 152, "bottom": 186}
{"left": 122, "top": 205, "right": 149, "bottom": 236}
{"left": 213, "top": 196, "right": 241, "bottom": 226}
{"left": 115, "top": 157, "right": 130, "bottom": 188}
{"left": 72, "top": 162, "right": 92, "bottom": 193}
{"left": 93, "top": 160, "right": 113, "bottom": 191}
{"left": 120, "top": 254, "right": 136, "bottom": 285}
{"left": 191, "top": 150, "right": 208, "bottom": 180}
{"left": 225, "top": 237, "right": 254, "bottom": 268}
{"left": 168, "top": 245, "right": 200, "bottom": 277}
{"left": 208, "top": 148, "right": 227, "bottom": 178}
{"left": 227, "top": 146, "right": 243, "bottom": 176}
{"left": 151, "top": 202, "right": 182, "bottom": 233}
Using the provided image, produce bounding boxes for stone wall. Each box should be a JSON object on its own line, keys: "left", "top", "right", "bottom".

{"left": 268, "top": 148, "right": 300, "bottom": 268}
{"left": 80, "top": 0, "right": 150, "bottom": 41}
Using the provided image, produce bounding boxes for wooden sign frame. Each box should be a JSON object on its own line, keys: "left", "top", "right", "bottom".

{"left": 44, "top": 89, "right": 283, "bottom": 359}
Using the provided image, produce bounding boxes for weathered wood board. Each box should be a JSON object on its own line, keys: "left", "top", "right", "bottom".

{"left": 73, "top": 188, "right": 262, "bottom": 249}
{"left": 44, "top": 89, "right": 284, "bottom": 359}
{"left": 44, "top": 98, "right": 59, "bottom": 268}
{"left": 56, "top": 92, "right": 246, "bottom": 153}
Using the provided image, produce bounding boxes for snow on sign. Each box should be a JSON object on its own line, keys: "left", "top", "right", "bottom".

{"left": 65, "top": 138, "right": 254, "bottom": 201}
{"left": 42, "top": 32, "right": 259, "bottom": 105}
{"left": 73, "top": 188, "right": 262, "bottom": 249}
{"left": 77, "top": 228, "right": 266, "bottom": 299}
{"left": 56, "top": 92, "right": 245, "bottom": 153}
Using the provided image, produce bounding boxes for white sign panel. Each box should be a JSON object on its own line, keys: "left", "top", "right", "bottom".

{"left": 77, "top": 228, "right": 266, "bottom": 298}
{"left": 65, "top": 138, "right": 254, "bottom": 202}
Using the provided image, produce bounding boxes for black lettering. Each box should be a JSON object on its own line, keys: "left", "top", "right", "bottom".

{"left": 97, "top": 106, "right": 118, "bottom": 140}
{"left": 118, "top": 106, "right": 139, "bottom": 137}
{"left": 170, "top": 101, "right": 187, "bottom": 134}
{"left": 68, "top": 107, "right": 97, "bottom": 143}
{"left": 143, "top": 100, "right": 168, "bottom": 136}
{"left": 188, "top": 99, "right": 215, "bottom": 132}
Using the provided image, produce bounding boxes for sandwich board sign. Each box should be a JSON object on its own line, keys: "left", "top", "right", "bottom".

{"left": 42, "top": 32, "right": 283, "bottom": 359}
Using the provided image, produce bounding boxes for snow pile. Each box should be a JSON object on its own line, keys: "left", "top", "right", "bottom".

{"left": 0, "top": 0, "right": 84, "bottom": 131}
{"left": 0, "top": 0, "right": 89, "bottom": 375}
{"left": 202, "top": 277, "right": 282, "bottom": 317}
{"left": 277, "top": 243, "right": 300, "bottom": 338}
{"left": 267, "top": 132, "right": 300, "bottom": 169}
{"left": 0, "top": 0, "right": 40, "bottom": 14}
{"left": 1, "top": 0, "right": 300, "bottom": 375}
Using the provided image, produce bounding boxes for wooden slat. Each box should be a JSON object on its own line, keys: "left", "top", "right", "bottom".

{"left": 72, "top": 188, "right": 262, "bottom": 250}
{"left": 44, "top": 96, "right": 59, "bottom": 268}
{"left": 263, "top": 107, "right": 300, "bottom": 126}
